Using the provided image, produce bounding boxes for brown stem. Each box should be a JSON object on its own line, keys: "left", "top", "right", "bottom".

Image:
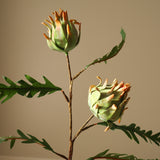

{"left": 66, "top": 54, "right": 72, "bottom": 82}
{"left": 66, "top": 53, "right": 74, "bottom": 160}
{"left": 61, "top": 90, "right": 69, "bottom": 102}
{"left": 6, "top": 137, "right": 68, "bottom": 160}
{"left": 81, "top": 123, "right": 97, "bottom": 132}
{"left": 73, "top": 115, "right": 94, "bottom": 142}
{"left": 73, "top": 68, "right": 86, "bottom": 80}
{"left": 68, "top": 81, "right": 73, "bottom": 160}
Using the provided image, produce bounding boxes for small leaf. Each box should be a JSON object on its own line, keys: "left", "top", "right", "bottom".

{"left": 1, "top": 91, "right": 17, "bottom": 104}
{"left": 38, "top": 90, "right": 48, "bottom": 97}
{"left": 25, "top": 75, "right": 38, "bottom": 84}
{"left": 130, "top": 131, "right": 139, "bottom": 144}
{"left": 41, "top": 138, "right": 54, "bottom": 152}
{"left": 3, "top": 77, "right": 16, "bottom": 86}
{"left": 120, "top": 28, "right": 126, "bottom": 40}
{"left": 17, "top": 129, "right": 28, "bottom": 139}
{"left": 152, "top": 132, "right": 160, "bottom": 139}
{"left": 121, "top": 129, "right": 132, "bottom": 140}
{"left": 27, "top": 90, "right": 38, "bottom": 98}
{"left": 10, "top": 139, "right": 16, "bottom": 149}
{"left": 27, "top": 134, "right": 40, "bottom": 143}
{"left": 146, "top": 130, "right": 152, "bottom": 136}
{"left": 95, "top": 149, "right": 109, "bottom": 157}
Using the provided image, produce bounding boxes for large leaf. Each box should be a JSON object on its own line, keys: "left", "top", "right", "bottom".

{"left": 86, "top": 29, "right": 126, "bottom": 68}
{"left": 0, "top": 75, "right": 61, "bottom": 103}
{"left": 97, "top": 122, "right": 160, "bottom": 146}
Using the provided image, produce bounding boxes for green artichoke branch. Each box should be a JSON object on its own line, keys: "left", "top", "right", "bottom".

{"left": 73, "top": 29, "right": 126, "bottom": 80}
{"left": 81, "top": 121, "right": 160, "bottom": 146}
{"left": 0, "top": 130, "right": 68, "bottom": 160}
{"left": 107, "top": 122, "right": 160, "bottom": 146}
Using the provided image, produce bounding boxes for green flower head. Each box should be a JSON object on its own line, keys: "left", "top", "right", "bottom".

{"left": 42, "top": 9, "right": 81, "bottom": 53}
{"left": 88, "top": 76, "right": 131, "bottom": 124}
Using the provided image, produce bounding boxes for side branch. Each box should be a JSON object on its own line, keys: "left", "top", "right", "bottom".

{"left": 61, "top": 90, "right": 69, "bottom": 102}
{"left": 4, "top": 137, "right": 68, "bottom": 160}
{"left": 66, "top": 54, "right": 72, "bottom": 82}
{"left": 73, "top": 68, "right": 86, "bottom": 80}
{"left": 73, "top": 115, "right": 94, "bottom": 142}
{"left": 81, "top": 123, "right": 97, "bottom": 132}
{"left": 73, "top": 29, "right": 126, "bottom": 80}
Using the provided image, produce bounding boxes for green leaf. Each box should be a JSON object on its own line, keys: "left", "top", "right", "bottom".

{"left": 10, "top": 139, "right": 16, "bottom": 149}
{"left": 4, "top": 77, "right": 16, "bottom": 86}
{"left": 41, "top": 138, "right": 55, "bottom": 152}
{"left": 120, "top": 28, "right": 126, "bottom": 41}
{"left": 94, "top": 149, "right": 109, "bottom": 157}
{"left": 0, "top": 75, "right": 62, "bottom": 103}
{"left": 0, "top": 130, "right": 59, "bottom": 156}
{"left": 17, "top": 129, "right": 29, "bottom": 139}
{"left": 86, "top": 29, "right": 126, "bottom": 68}
{"left": 98, "top": 122, "right": 160, "bottom": 146}
{"left": 27, "top": 134, "right": 41, "bottom": 143}
{"left": 16, "top": 130, "right": 55, "bottom": 153}
{"left": 87, "top": 148, "right": 159, "bottom": 160}
{"left": 121, "top": 128, "right": 132, "bottom": 140}
{"left": 87, "top": 149, "right": 141, "bottom": 160}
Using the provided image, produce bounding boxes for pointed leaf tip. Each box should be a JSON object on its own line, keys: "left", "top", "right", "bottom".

{"left": 17, "top": 129, "right": 28, "bottom": 139}
{"left": 121, "top": 28, "right": 126, "bottom": 41}
{"left": 10, "top": 139, "right": 16, "bottom": 149}
{"left": 86, "top": 28, "right": 126, "bottom": 68}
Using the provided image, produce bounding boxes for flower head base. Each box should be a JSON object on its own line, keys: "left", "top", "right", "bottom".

{"left": 88, "top": 76, "right": 130, "bottom": 123}
{"left": 42, "top": 9, "right": 81, "bottom": 53}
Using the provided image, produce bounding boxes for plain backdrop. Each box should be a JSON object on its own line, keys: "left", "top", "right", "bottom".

{"left": 0, "top": 0, "right": 160, "bottom": 159}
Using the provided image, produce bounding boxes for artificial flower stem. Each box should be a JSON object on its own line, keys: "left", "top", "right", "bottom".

{"left": 73, "top": 115, "right": 94, "bottom": 142}
{"left": 61, "top": 90, "right": 69, "bottom": 102}
{"left": 73, "top": 68, "right": 86, "bottom": 80}
{"left": 66, "top": 53, "right": 74, "bottom": 160}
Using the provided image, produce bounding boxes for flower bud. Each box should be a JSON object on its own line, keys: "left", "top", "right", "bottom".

{"left": 88, "top": 76, "right": 130, "bottom": 123}
{"left": 42, "top": 9, "right": 81, "bottom": 53}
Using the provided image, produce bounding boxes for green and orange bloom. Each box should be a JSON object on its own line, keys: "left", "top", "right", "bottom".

{"left": 42, "top": 9, "right": 81, "bottom": 53}
{"left": 88, "top": 76, "right": 131, "bottom": 130}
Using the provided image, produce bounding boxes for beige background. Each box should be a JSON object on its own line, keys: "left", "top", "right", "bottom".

{"left": 0, "top": 0, "right": 160, "bottom": 159}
